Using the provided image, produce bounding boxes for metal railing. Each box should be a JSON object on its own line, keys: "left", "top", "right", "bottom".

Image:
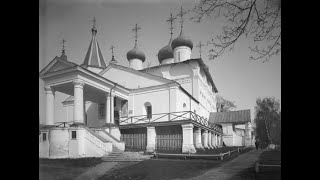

{"left": 119, "top": 111, "right": 222, "bottom": 133}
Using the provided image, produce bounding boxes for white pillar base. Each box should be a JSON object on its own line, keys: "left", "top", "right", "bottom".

{"left": 194, "top": 128, "right": 203, "bottom": 149}
{"left": 146, "top": 126, "right": 156, "bottom": 153}
{"left": 202, "top": 130, "right": 209, "bottom": 149}
{"left": 182, "top": 124, "right": 196, "bottom": 154}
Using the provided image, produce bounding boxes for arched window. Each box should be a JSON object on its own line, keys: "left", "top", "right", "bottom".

{"left": 183, "top": 103, "right": 186, "bottom": 108}
{"left": 144, "top": 102, "right": 152, "bottom": 119}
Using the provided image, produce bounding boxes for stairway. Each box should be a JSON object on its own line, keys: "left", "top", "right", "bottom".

{"left": 101, "top": 151, "right": 153, "bottom": 162}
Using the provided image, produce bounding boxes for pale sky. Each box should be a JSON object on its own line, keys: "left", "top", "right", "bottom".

{"left": 39, "top": 0, "right": 281, "bottom": 123}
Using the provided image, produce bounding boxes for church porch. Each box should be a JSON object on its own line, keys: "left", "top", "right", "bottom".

{"left": 118, "top": 111, "right": 223, "bottom": 154}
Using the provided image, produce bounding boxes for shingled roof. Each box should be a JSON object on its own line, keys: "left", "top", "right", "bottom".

{"left": 82, "top": 25, "right": 107, "bottom": 68}
{"left": 209, "top": 109, "right": 251, "bottom": 124}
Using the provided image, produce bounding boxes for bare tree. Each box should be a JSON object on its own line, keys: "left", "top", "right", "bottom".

{"left": 216, "top": 95, "right": 237, "bottom": 112}
{"left": 192, "top": 0, "right": 281, "bottom": 62}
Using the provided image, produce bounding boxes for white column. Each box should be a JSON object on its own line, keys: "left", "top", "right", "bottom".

{"left": 216, "top": 134, "right": 218, "bottom": 147}
{"left": 105, "top": 93, "right": 110, "bottom": 124}
{"left": 73, "top": 80, "right": 85, "bottom": 123}
{"left": 110, "top": 95, "right": 114, "bottom": 124}
{"left": 194, "top": 127, "right": 203, "bottom": 149}
{"left": 212, "top": 133, "right": 216, "bottom": 148}
{"left": 182, "top": 124, "right": 196, "bottom": 153}
{"left": 44, "top": 86, "right": 55, "bottom": 125}
{"left": 146, "top": 126, "right": 156, "bottom": 153}
{"left": 208, "top": 131, "right": 212, "bottom": 149}
{"left": 202, "top": 130, "right": 209, "bottom": 149}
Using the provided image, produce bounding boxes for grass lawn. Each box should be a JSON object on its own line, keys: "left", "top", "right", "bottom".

{"left": 39, "top": 158, "right": 102, "bottom": 180}
{"left": 98, "top": 159, "right": 222, "bottom": 180}
{"left": 98, "top": 148, "right": 253, "bottom": 180}
{"left": 229, "top": 149, "right": 281, "bottom": 180}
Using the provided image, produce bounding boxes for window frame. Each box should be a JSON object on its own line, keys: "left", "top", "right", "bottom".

{"left": 42, "top": 132, "right": 47, "bottom": 141}
{"left": 71, "top": 131, "right": 77, "bottom": 140}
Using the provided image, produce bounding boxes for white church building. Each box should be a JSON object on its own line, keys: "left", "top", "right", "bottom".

{"left": 39, "top": 13, "right": 252, "bottom": 159}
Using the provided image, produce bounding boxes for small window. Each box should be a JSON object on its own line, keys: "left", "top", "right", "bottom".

{"left": 147, "top": 106, "right": 152, "bottom": 119}
{"left": 98, "top": 103, "right": 106, "bottom": 119}
{"left": 144, "top": 102, "right": 152, "bottom": 119}
{"left": 42, "top": 133, "right": 47, "bottom": 141}
{"left": 71, "top": 131, "right": 77, "bottom": 139}
{"left": 183, "top": 103, "right": 186, "bottom": 108}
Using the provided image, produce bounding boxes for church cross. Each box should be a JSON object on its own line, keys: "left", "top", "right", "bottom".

{"left": 196, "top": 41, "right": 205, "bottom": 58}
{"left": 177, "top": 6, "right": 187, "bottom": 32}
{"left": 132, "top": 24, "right": 141, "bottom": 47}
{"left": 92, "top": 17, "right": 96, "bottom": 28}
{"left": 166, "top": 13, "right": 176, "bottom": 39}
{"left": 61, "top": 38, "right": 66, "bottom": 54}
{"left": 110, "top": 45, "right": 115, "bottom": 58}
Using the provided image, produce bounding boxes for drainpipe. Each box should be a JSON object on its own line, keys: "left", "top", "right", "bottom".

{"left": 109, "top": 83, "right": 118, "bottom": 129}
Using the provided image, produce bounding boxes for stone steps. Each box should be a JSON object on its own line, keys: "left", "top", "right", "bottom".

{"left": 102, "top": 152, "right": 153, "bottom": 162}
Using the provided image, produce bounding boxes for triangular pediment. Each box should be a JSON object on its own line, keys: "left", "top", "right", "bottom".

{"left": 39, "top": 56, "right": 78, "bottom": 76}
{"left": 98, "top": 64, "right": 175, "bottom": 89}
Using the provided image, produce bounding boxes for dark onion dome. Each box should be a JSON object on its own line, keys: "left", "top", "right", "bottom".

{"left": 171, "top": 31, "right": 193, "bottom": 50}
{"left": 158, "top": 39, "right": 173, "bottom": 63}
{"left": 126, "top": 46, "right": 146, "bottom": 62}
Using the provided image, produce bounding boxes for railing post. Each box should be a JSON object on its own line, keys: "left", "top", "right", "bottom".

{"left": 131, "top": 117, "right": 133, "bottom": 124}
{"left": 229, "top": 151, "right": 231, "bottom": 156}
{"left": 255, "top": 162, "right": 260, "bottom": 173}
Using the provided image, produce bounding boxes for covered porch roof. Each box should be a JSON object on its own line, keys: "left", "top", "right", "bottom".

{"left": 209, "top": 109, "right": 251, "bottom": 125}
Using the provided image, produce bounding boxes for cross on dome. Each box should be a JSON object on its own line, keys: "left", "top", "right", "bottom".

{"left": 91, "top": 17, "right": 97, "bottom": 36}
{"left": 196, "top": 41, "right": 205, "bottom": 58}
{"left": 166, "top": 13, "right": 176, "bottom": 39}
{"left": 61, "top": 38, "right": 66, "bottom": 55}
{"left": 177, "top": 6, "right": 187, "bottom": 33}
{"left": 110, "top": 45, "right": 117, "bottom": 64}
{"left": 132, "top": 24, "right": 141, "bottom": 47}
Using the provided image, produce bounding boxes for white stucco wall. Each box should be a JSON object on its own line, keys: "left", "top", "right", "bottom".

{"left": 233, "top": 131, "right": 244, "bottom": 146}
{"left": 173, "top": 46, "right": 191, "bottom": 62}
{"left": 129, "top": 59, "right": 143, "bottom": 70}
{"left": 49, "top": 128, "right": 69, "bottom": 158}
{"left": 39, "top": 131, "right": 49, "bottom": 158}
{"left": 128, "top": 88, "right": 170, "bottom": 123}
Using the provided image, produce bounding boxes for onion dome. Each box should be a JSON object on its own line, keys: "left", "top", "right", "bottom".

{"left": 126, "top": 45, "right": 146, "bottom": 62}
{"left": 171, "top": 30, "right": 193, "bottom": 50}
{"left": 158, "top": 39, "right": 173, "bottom": 63}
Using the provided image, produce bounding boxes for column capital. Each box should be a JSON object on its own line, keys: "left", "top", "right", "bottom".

{"left": 203, "top": 129, "right": 208, "bottom": 133}
{"left": 44, "top": 86, "right": 55, "bottom": 94}
{"left": 147, "top": 126, "right": 155, "bottom": 130}
{"left": 182, "top": 123, "right": 193, "bottom": 129}
{"left": 195, "top": 127, "right": 201, "bottom": 133}
{"left": 73, "top": 79, "right": 85, "bottom": 87}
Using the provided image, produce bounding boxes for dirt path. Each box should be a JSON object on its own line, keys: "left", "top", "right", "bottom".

{"left": 75, "top": 162, "right": 118, "bottom": 180}
{"left": 175, "top": 149, "right": 266, "bottom": 180}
